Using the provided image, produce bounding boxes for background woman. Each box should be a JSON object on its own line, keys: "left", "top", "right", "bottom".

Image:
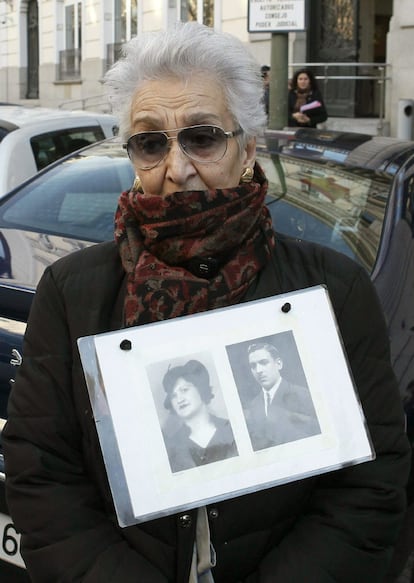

{"left": 288, "top": 67, "right": 328, "bottom": 127}
{"left": 3, "top": 21, "right": 409, "bottom": 583}
{"left": 162, "top": 359, "right": 238, "bottom": 472}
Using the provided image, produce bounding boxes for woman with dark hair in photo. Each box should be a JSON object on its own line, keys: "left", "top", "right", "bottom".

{"left": 288, "top": 67, "right": 328, "bottom": 127}
{"left": 162, "top": 359, "right": 238, "bottom": 472}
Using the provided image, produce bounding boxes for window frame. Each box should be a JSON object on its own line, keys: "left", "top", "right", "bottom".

{"left": 179, "top": 0, "right": 215, "bottom": 27}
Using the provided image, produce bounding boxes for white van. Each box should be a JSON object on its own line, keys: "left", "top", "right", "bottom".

{"left": 0, "top": 106, "right": 118, "bottom": 198}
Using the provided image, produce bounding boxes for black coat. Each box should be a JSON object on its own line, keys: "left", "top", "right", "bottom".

{"left": 163, "top": 414, "right": 238, "bottom": 472}
{"left": 288, "top": 88, "right": 328, "bottom": 127}
{"left": 245, "top": 378, "right": 321, "bottom": 450}
{"left": 3, "top": 234, "right": 410, "bottom": 583}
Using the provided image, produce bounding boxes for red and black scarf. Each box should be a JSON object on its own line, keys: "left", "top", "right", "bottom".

{"left": 114, "top": 163, "right": 274, "bottom": 326}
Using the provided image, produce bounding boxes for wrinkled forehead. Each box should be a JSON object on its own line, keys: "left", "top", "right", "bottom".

{"left": 129, "top": 74, "right": 232, "bottom": 130}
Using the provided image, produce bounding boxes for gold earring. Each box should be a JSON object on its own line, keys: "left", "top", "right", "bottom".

{"left": 240, "top": 167, "right": 254, "bottom": 183}
{"left": 132, "top": 176, "right": 142, "bottom": 192}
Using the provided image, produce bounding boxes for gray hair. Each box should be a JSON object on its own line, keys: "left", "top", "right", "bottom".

{"left": 104, "top": 21, "right": 267, "bottom": 142}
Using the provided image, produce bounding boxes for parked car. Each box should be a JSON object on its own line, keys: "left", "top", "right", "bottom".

{"left": 0, "top": 105, "right": 119, "bottom": 198}
{"left": 0, "top": 130, "right": 412, "bottom": 580}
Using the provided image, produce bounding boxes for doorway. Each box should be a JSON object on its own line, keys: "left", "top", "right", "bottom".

{"left": 308, "top": 0, "right": 392, "bottom": 117}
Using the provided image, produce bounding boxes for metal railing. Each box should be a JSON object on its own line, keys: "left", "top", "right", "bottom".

{"left": 289, "top": 62, "right": 390, "bottom": 135}
{"left": 58, "top": 94, "right": 111, "bottom": 112}
{"left": 57, "top": 61, "right": 390, "bottom": 130}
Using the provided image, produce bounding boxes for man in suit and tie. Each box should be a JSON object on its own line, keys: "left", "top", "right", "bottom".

{"left": 245, "top": 342, "right": 321, "bottom": 451}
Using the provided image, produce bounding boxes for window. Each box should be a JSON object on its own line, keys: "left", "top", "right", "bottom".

{"left": 107, "top": 0, "right": 138, "bottom": 70}
{"left": 114, "top": 0, "right": 137, "bottom": 42}
{"left": 30, "top": 127, "right": 106, "bottom": 170}
{"left": 180, "top": 0, "right": 214, "bottom": 27}
{"left": 58, "top": 2, "right": 82, "bottom": 80}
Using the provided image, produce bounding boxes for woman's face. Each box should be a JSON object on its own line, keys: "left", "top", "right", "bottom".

{"left": 297, "top": 73, "right": 311, "bottom": 91}
{"left": 129, "top": 74, "right": 256, "bottom": 197}
{"left": 170, "top": 377, "right": 204, "bottom": 419}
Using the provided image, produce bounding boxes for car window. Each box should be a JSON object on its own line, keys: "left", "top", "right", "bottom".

{"left": 0, "top": 128, "right": 10, "bottom": 142}
{"left": 0, "top": 155, "right": 135, "bottom": 242}
{"left": 30, "top": 126, "right": 107, "bottom": 170}
{"left": 258, "top": 152, "right": 392, "bottom": 272}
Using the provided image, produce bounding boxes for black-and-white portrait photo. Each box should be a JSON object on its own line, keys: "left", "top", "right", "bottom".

{"left": 226, "top": 331, "right": 321, "bottom": 451}
{"left": 80, "top": 286, "right": 377, "bottom": 528}
{"left": 147, "top": 355, "right": 239, "bottom": 472}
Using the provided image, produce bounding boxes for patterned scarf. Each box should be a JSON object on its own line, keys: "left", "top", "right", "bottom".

{"left": 114, "top": 162, "right": 274, "bottom": 326}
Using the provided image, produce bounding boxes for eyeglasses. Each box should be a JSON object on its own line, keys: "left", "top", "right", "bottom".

{"left": 123, "top": 124, "right": 243, "bottom": 170}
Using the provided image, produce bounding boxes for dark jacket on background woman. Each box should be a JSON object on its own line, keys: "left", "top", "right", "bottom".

{"left": 288, "top": 88, "right": 328, "bottom": 128}
{"left": 3, "top": 232, "right": 410, "bottom": 583}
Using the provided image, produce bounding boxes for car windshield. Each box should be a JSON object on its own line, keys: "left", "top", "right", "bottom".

{"left": 257, "top": 151, "right": 392, "bottom": 273}
{"left": 0, "top": 144, "right": 135, "bottom": 242}
{"left": 0, "top": 140, "right": 392, "bottom": 273}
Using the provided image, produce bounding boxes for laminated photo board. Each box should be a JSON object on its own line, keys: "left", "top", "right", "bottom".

{"left": 78, "top": 285, "right": 374, "bottom": 527}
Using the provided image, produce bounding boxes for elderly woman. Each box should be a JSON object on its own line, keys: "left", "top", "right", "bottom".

{"left": 161, "top": 359, "right": 238, "bottom": 472}
{"left": 3, "top": 21, "right": 410, "bottom": 583}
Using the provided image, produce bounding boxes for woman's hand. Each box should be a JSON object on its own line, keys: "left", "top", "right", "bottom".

{"left": 293, "top": 112, "right": 311, "bottom": 125}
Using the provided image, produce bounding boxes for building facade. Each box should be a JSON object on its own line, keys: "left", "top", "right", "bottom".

{"left": 0, "top": 0, "right": 412, "bottom": 137}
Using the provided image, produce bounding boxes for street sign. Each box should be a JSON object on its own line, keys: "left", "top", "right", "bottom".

{"left": 248, "top": 0, "right": 306, "bottom": 33}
